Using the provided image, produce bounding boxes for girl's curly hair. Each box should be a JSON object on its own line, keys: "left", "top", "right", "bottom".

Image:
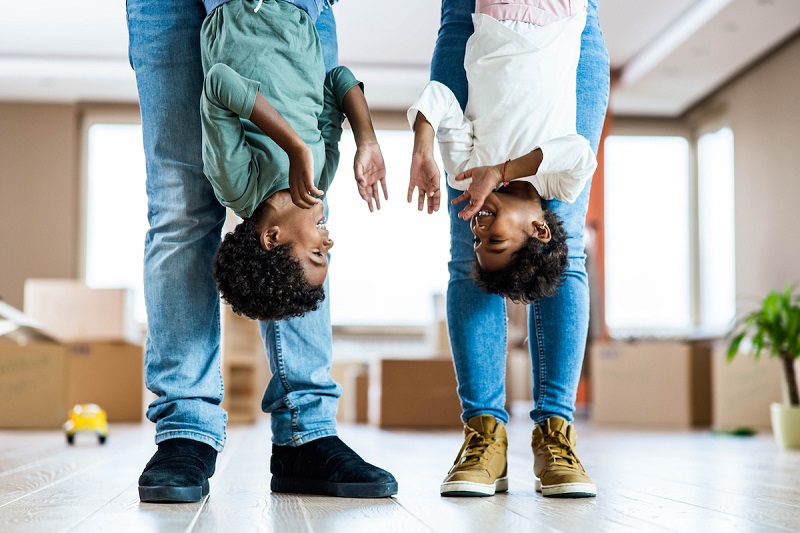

{"left": 472, "top": 208, "right": 568, "bottom": 304}
{"left": 212, "top": 217, "right": 325, "bottom": 321}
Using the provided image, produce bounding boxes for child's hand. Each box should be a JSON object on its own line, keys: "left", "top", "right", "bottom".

{"left": 288, "top": 144, "right": 323, "bottom": 208}
{"left": 354, "top": 141, "right": 388, "bottom": 212}
{"left": 451, "top": 164, "right": 503, "bottom": 220}
{"left": 408, "top": 152, "right": 441, "bottom": 214}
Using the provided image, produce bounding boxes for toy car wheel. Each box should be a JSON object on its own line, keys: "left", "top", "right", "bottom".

{"left": 66, "top": 433, "right": 75, "bottom": 445}
{"left": 98, "top": 435, "right": 107, "bottom": 445}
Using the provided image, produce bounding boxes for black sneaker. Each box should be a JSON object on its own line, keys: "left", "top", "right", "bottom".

{"left": 270, "top": 436, "right": 398, "bottom": 498}
{"left": 138, "top": 438, "right": 218, "bottom": 503}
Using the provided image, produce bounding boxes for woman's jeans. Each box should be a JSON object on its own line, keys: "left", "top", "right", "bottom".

{"left": 431, "top": 0, "right": 610, "bottom": 424}
{"left": 126, "top": 0, "right": 340, "bottom": 451}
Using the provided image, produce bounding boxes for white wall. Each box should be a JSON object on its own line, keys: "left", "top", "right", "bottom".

{"left": 689, "top": 34, "right": 800, "bottom": 305}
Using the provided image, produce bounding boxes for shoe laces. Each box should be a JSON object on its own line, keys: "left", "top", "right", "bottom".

{"left": 454, "top": 429, "right": 501, "bottom": 468}
{"left": 540, "top": 429, "right": 581, "bottom": 469}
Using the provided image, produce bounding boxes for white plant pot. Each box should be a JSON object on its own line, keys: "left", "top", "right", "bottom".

{"left": 770, "top": 403, "right": 800, "bottom": 449}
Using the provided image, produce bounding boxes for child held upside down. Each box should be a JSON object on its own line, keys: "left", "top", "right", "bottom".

{"left": 200, "top": 0, "right": 387, "bottom": 321}
{"left": 407, "top": 0, "right": 596, "bottom": 303}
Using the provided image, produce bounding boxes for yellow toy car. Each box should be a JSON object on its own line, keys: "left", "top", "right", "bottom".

{"left": 64, "top": 403, "right": 108, "bottom": 445}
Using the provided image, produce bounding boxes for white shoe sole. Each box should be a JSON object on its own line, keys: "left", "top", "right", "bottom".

{"left": 534, "top": 477, "right": 596, "bottom": 498}
{"left": 440, "top": 476, "right": 509, "bottom": 497}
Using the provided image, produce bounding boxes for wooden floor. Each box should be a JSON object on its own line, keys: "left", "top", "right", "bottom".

{"left": 1, "top": 413, "right": 799, "bottom": 532}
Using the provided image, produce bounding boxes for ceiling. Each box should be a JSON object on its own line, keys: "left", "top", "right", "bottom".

{"left": 0, "top": 0, "right": 798, "bottom": 117}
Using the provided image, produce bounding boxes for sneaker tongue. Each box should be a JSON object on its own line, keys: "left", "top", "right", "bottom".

{"left": 467, "top": 414, "right": 497, "bottom": 433}
{"left": 545, "top": 416, "right": 570, "bottom": 434}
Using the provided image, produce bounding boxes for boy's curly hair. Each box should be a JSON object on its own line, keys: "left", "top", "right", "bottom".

{"left": 472, "top": 208, "right": 568, "bottom": 304}
{"left": 212, "top": 216, "right": 325, "bottom": 322}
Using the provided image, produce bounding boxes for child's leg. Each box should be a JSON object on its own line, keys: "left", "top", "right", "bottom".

{"left": 408, "top": 81, "right": 474, "bottom": 177}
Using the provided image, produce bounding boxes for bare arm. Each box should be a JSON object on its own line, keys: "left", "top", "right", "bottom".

{"left": 342, "top": 85, "right": 388, "bottom": 211}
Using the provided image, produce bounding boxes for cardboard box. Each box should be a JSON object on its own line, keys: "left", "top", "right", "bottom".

{"left": 590, "top": 340, "right": 712, "bottom": 428}
{"left": 64, "top": 342, "right": 144, "bottom": 422}
{"left": 369, "top": 358, "right": 462, "bottom": 428}
{"left": 0, "top": 301, "right": 143, "bottom": 428}
{"left": 220, "top": 304, "right": 270, "bottom": 424}
{"left": 24, "top": 279, "right": 139, "bottom": 343}
{"left": 712, "top": 341, "right": 783, "bottom": 430}
{"left": 506, "top": 348, "right": 532, "bottom": 406}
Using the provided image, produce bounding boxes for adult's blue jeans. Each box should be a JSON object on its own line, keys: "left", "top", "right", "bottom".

{"left": 126, "top": 0, "right": 341, "bottom": 451}
{"left": 431, "top": 0, "right": 609, "bottom": 424}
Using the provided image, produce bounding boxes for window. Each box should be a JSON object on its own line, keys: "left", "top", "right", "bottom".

{"left": 604, "top": 135, "right": 692, "bottom": 334}
{"left": 325, "top": 130, "right": 450, "bottom": 326}
{"left": 697, "top": 127, "right": 735, "bottom": 331}
{"left": 84, "top": 121, "right": 148, "bottom": 324}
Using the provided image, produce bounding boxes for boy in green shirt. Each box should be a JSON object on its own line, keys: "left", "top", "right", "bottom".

{"left": 200, "top": 0, "right": 386, "bottom": 321}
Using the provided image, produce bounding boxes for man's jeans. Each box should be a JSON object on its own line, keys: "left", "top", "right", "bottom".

{"left": 126, "top": 0, "right": 340, "bottom": 451}
{"left": 431, "top": 0, "right": 610, "bottom": 424}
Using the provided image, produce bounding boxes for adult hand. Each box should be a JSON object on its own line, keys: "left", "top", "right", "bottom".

{"left": 408, "top": 152, "right": 441, "bottom": 214}
{"left": 451, "top": 164, "right": 503, "bottom": 220}
{"left": 354, "top": 141, "right": 388, "bottom": 212}
{"left": 288, "top": 144, "right": 322, "bottom": 208}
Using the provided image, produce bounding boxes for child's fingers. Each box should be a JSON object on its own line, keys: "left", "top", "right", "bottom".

{"left": 290, "top": 189, "right": 312, "bottom": 209}
{"left": 417, "top": 188, "right": 426, "bottom": 212}
{"left": 372, "top": 183, "right": 381, "bottom": 210}
{"left": 406, "top": 181, "right": 416, "bottom": 203}
{"left": 357, "top": 183, "right": 376, "bottom": 212}
{"left": 454, "top": 170, "right": 470, "bottom": 182}
{"left": 307, "top": 182, "right": 324, "bottom": 198}
{"left": 451, "top": 191, "right": 469, "bottom": 205}
{"left": 380, "top": 178, "right": 388, "bottom": 200}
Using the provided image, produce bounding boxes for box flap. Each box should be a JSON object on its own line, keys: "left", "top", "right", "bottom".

{"left": 0, "top": 300, "right": 59, "bottom": 344}
{"left": 23, "top": 279, "right": 142, "bottom": 344}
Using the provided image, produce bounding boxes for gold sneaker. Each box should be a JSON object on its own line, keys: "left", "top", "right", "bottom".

{"left": 440, "top": 414, "right": 508, "bottom": 496}
{"left": 532, "top": 416, "right": 596, "bottom": 498}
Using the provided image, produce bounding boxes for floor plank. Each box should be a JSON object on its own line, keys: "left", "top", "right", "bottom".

{"left": 1, "top": 415, "right": 799, "bottom": 532}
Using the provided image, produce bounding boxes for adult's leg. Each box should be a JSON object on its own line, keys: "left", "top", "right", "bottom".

{"left": 127, "top": 0, "right": 227, "bottom": 451}
{"left": 259, "top": 5, "right": 340, "bottom": 447}
{"left": 433, "top": 0, "right": 508, "bottom": 424}
{"left": 528, "top": 0, "right": 609, "bottom": 423}
{"left": 128, "top": 0, "right": 226, "bottom": 503}
{"left": 259, "top": 8, "right": 397, "bottom": 497}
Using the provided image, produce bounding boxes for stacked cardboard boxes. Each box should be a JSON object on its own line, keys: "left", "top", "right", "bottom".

{"left": 220, "top": 303, "right": 270, "bottom": 424}
{"left": 0, "top": 280, "right": 144, "bottom": 428}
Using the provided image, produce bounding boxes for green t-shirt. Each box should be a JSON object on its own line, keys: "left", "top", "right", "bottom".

{"left": 199, "top": 0, "right": 361, "bottom": 218}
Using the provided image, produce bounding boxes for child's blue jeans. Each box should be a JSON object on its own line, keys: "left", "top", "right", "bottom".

{"left": 431, "top": 0, "right": 610, "bottom": 423}
{"left": 126, "top": 0, "right": 341, "bottom": 450}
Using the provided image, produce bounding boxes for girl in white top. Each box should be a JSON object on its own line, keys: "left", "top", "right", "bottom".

{"left": 407, "top": 0, "right": 595, "bottom": 302}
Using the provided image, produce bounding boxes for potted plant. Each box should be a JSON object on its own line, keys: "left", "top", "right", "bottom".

{"left": 727, "top": 285, "right": 800, "bottom": 449}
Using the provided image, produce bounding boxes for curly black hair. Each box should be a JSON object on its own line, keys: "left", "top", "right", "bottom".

{"left": 472, "top": 208, "right": 568, "bottom": 304}
{"left": 212, "top": 216, "right": 325, "bottom": 322}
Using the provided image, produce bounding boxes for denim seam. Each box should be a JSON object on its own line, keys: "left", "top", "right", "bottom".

{"left": 155, "top": 429, "right": 225, "bottom": 452}
{"left": 272, "top": 321, "right": 302, "bottom": 438}
{"left": 501, "top": 298, "right": 509, "bottom": 411}
{"left": 273, "top": 322, "right": 294, "bottom": 395}
{"left": 285, "top": 427, "right": 337, "bottom": 447}
{"left": 532, "top": 299, "right": 547, "bottom": 424}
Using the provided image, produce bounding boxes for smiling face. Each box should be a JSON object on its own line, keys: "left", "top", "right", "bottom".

{"left": 470, "top": 184, "right": 550, "bottom": 272}
{"left": 257, "top": 191, "right": 334, "bottom": 287}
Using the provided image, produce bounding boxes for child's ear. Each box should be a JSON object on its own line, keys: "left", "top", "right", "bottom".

{"left": 532, "top": 221, "right": 551, "bottom": 243}
{"left": 260, "top": 226, "right": 281, "bottom": 251}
